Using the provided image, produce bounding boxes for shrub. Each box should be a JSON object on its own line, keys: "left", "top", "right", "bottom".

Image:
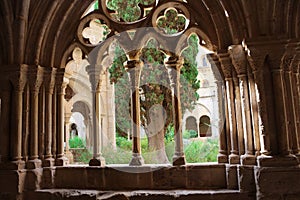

{"left": 69, "top": 136, "right": 85, "bottom": 148}
{"left": 189, "top": 130, "right": 198, "bottom": 138}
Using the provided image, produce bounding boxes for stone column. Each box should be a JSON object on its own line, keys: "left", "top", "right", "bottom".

{"left": 52, "top": 87, "right": 57, "bottom": 159}
{"left": 230, "top": 45, "right": 255, "bottom": 165}
{"left": 247, "top": 50, "right": 273, "bottom": 158}
{"left": 55, "top": 69, "right": 69, "bottom": 166}
{"left": 125, "top": 59, "right": 144, "bottom": 166}
{"left": 247, "top": 67, "right": 260, "bottom": 156}
{"left": 218, "top": 53, "right": 239, "bottom": 164}
{"left": 44, "top": 67, "right": 56, "bottom": 167}
{"left": 165, "top": 55, "right": 186, "bottom": 166}
{"left": 285, "top": 43, "right": 300, "bottom": 158}
{"left": 22, "top": 85, "right": 30, "bottom": 162}
{"left": 27, "top": 66, "right": 44, "bottom": 169}
{"left": 64, "top": 111, "right": 73, "bottom": 163}
{"left": 86, "top": 65, "right": 105, "bottom": 166}
{"left": 270, "top": 54, "right": 293, "bottom": 157}
{"left": 232, "top": 72, "right": 245, "bottom": 156}
{"left": 208, "top": 54, "right": 228, "bottom": 163}
{"left": 9, "top": 65, "right": 28, "bottom": 169}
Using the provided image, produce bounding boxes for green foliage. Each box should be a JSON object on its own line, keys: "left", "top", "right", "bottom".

{"left": 189, "top": 130, "right": 198, "bottom": 138}
{"left": 69, "top": 136, "right": 86, "bottom": 148}
{"left": 78, "top": 150, "right": 92, "bottom": 164}
{"left": 183, "top": 130, "right": 191, "bottom": 139}
{"left": 184, "top": 138, "right": 219, "bottom": 163}
{"left": 106, "top": 0, "right": 155, "bottom": 22}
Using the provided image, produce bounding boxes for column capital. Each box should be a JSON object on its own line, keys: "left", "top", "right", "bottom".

{"left": 9, "top": 64, "right": 28, "bottom": 92}
{"left": 229, "top": 45, "right": 247, "bottom": 75}
{"left": 217, "top": 53, "right": 233, "bottom": 79}
{"left": 44, "top": 67, "right": 57, "bottom": 94}
{"left": 164, "top": 55, "right": 184, "bottom": 71}
{"left": 125, "top": 60, "right": 143, "bottom": 90}
{"left": 28, "top": 65, "right": 44, "bottom": 93}
{"left": 86, "top": 64, "right": 101, "bottom": 92}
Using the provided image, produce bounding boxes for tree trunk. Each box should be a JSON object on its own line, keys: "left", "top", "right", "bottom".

{"left": 145, "top": 104, "right": 169, "bottom": 164}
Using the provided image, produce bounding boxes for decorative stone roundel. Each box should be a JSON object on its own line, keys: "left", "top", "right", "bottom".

{"left": 152, "top": 2, "right": 190, "bottom": 36}
{"left": 104, "top": 0, "right": 157, "bottom": 23}
{"left": 77, "top": 13, "right": 111, "bottom": 47}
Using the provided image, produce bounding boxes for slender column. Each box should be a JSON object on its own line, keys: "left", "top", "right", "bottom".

{"left": 38, "top": 86, "right": 45, "bottom": 161}
{"left": 125, "top": 60, "right": 145, "bottom": 166}
{"left": 285, "top": 43, "right": 300, "bottom": 158}
{"left": 55, "top": 69, "right": 69, "bottom": 166}
{"left": 44, "top": 67, "right": 56, "bottom": 167}
{"left": 22, "top": 85, "right": 30, "bottom": 162}
{"left": 230, "top": 45, "right": 256, "bottom": 165}
{"left": 247, "top": 67, "right": 260, "bottom": 156}
{"left": 218, "top": 54, "right": 239, "bottom": 164}
{"left": 27, "top": 66, "right": 44, "bottom": 169}
{"left": 270, "top": 56, "right": 292, "bottom": 156}
{"left": 52, "top": 87, "right": 57, "bottom": 159}
{"left": 232, "top": 72, "right": 245, "bottom": 156}
{"left": 86, "top": 65, "right": 105, "bottom": 166}
{"left": 296, "top": 65, "right": 300, "bottom": 156}
{"left": 64, "top": 112, "right": 74, "bottom": 163}
{"left": 247, "top": 52, "right": 273, "bottom": 157}
{"left": 208, "top": 54, "right": 228, "bottom": 163}
{"left": 10, "top": 65, "right": 28, "bottom": 169}
{"left": 165, "top": 55, "right": 186, "bottom": 166}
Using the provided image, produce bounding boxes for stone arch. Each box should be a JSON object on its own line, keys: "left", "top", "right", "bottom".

{"left": 185, "top": 116, "right": 198, "bottom": 134}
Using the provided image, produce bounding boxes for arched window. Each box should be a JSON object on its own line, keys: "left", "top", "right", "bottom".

{"left": 199, "top": 115, "right": 212, "bottom": 137}
{"left": 186, "top": 116, "right": 198, "bottom": 133}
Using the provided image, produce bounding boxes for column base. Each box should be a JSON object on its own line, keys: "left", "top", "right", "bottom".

{"left": 89, "top": 156, "right": 105, "bottom": 166}
{"left": 129, "top": 153, "right": 144, "bottom": 166}
{"left": 257, "top": 154, "right": 299, "bottom": 167}
{"left": 55, "top": 156, "right": 69, "bottom": 166}
{"left": 0, "top": 160, "right": 25, "bottom": 170}
{"left": 26, "top": 159, "right": 42, "bottom": 169}
{"left": 229, "top": 154, "right": 240, "bottom": 164}
{"left": 241, "top": 154, "right": 256, "bottom": 165}
{"left": 217, "top": 153, "right": 228, "bottom": 163}
{"left": 43, "top": 157, "right": 55, "bottom": 167}
{"left": 172, "top": 155, "right": 186, "bottom": 166}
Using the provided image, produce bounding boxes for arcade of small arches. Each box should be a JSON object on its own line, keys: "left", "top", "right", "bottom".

{"left": 0, "top": 0, "right": 300, "bottom": 199}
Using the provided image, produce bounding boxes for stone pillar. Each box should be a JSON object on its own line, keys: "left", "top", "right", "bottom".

{"left": 218, "top": 53, "right": 238, "bottom": 164}
{"left": 165, "top": 55, "right": 186, "bottom": 166}
{"left": 247, "top": 50, "right": 273, "bottom": 157}
{"left": 22, "top": 85, "right": 30, "bottom": 162}
{"left": 43, "top": 67, "right": 56, "bottom": 167}
{"left": 64, "top": 111, "right": 73, "bottom": 163}
{"left": 247, "top": 67, "right": 260, "bottom": 156}
{"left": 86, "top": 65, "right": 105, "bottom": 166}
{"left": 9, "top": 65, "right": 28, "bottom": 169}
{"left": 208, "top": 54, "right": 228, "bottom": 163}
{"left": 230, "top": 45, "right": 255, "bottom": 165}
{"left": 270, "top": 54, "right": 293, "bottom": 156}
{"left": 285, "top": 43, "right": 300, "bottom": 158}
{"left": 291, "top": 48, "right": 300, "bottom": 158}
{"left": 27, "top": 66, "right": 44, "bottom": 169}
{"left": 232, "top": 72, "right": 245, "bottom": 156}
{"left": 125, "top": 59, "right": 144, "bottom": 166}
{"left": 55, "top": 69, "right": 69, "bottom": 166}
{"left": 52, "top": 87, "right": 57, "bottom": 159}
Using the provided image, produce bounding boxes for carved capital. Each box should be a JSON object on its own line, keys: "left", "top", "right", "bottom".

{"left": 86, "top": 64, "right": 101, "bottom": 92}
{"left": 44, "top": 67, "right": 57, "bottom": 94}
{"left": 229, "top": 45, "right": 247, "bottom": 75}
{"left": 28, "top": 66, "right": 44, "bottom": 94}
{"left": 164, "top": 56, "right": 183, "bottom": 86}
{"left": 55, "top": 68, "right": 68, "bottom": 94}
{"left": 10, "top": 64, "right": 28, "bottom": 92}
{"left": 125, "top": 60, "right": 143, "bottom": 89}
{"left": 218, "top": 53, "right": 233, "bottom": 79}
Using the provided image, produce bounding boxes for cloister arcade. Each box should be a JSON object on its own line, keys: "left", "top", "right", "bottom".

{"left": 0, "top": 0, "right": 300, "bottom": 199}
